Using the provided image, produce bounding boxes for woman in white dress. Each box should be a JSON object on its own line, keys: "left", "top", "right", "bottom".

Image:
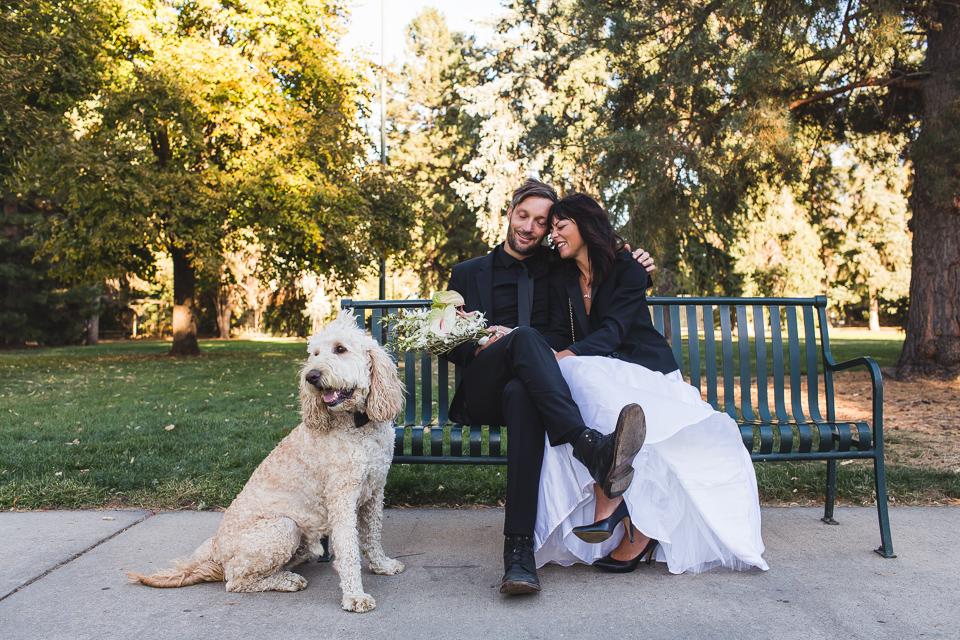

{"left": 536, "top": 193, "right": 768, "bottom": 575}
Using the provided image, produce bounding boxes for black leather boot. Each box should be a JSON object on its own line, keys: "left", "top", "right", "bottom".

{"left": 499, "top": 535, "right": 541, "bottom": 594}
{"left": 572, "top": 403, "right": 646, "bottom": 499}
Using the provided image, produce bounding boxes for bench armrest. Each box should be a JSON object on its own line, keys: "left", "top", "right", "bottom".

{"left": 825, "top": 355, "right": 884, "bottom": 446}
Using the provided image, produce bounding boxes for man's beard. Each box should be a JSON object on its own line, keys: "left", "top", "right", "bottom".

{"left": 506, "top": 229, "right": 541, "bottom": 256}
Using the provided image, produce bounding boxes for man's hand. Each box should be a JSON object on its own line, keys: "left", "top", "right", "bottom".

{"left": 623, "top": 243, "right": 656, "bottom": 273}
{"left": 555, "top": 349, "right": 575, "bottom": 361}
{"left": 474, "top": 325, "right": 514, "bottom": 356}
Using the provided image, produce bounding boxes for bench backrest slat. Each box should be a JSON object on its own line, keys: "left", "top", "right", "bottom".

{"left": 785, "top": 307, "right": 807, "bottom": 422}
{"left": 404, "top": 351, "right": 416, "bottom": 426}
{"left": 421, "top": 352, "right": 433, "bottom": 426}
{"left": 803, "top": 305, "right": 825, "bottom": 423}
{"left": 719, "top": 305, "right": 738, "bottom": 420}
{"left": 652, "top": 305, "right": 665, "bottom": 335}
{"left": 703, "top": 305, "right": 719, "bottom": 410}
{"left": 669, "top": 305, "right": 684, "bottom": 374}
{"left": 437, "top": 357, "right": 449, "bottom": 426}
{"left": 768, "top": 306, "right": 789, "bottom": 422}
{"left": 736, "top": 305, "right": 755, "bottom": 423}
{"left": 819, "top": 303, "right": 838, "bottom": 423}
{"left": 752, "top": 305, "right": 773, "bottom": 423}
{"left": 685, "top": 304, "right": 702, "bottom": 393}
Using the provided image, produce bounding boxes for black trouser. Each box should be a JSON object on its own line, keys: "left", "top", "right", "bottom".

{"left": 457, "top": 327, "right": 586, "bottom": 536}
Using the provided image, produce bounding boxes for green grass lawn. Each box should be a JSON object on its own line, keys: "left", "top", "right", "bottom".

{"left": 2, "top": 331, "right": 953, "bottom": 511}
{"left": 0, "top": 339, "right": 505, "bottom": 510}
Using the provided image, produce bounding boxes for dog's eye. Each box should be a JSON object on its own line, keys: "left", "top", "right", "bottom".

{"left": 334, "top": 345, "right": 347, "bottom": 355}
{"left": 313, "top": 350, "right": 320, "bottom": 356}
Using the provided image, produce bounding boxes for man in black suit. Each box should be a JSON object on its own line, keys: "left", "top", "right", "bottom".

{"left": 441, "top": 179, "right": 650, "bottom": 595}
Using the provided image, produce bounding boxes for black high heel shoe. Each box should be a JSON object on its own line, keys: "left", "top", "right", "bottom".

{"left": 593, "top": 537, "right": 659, "bottom": 574}
{"left": 572, "top": 500, "right": 634, "bottom": 544}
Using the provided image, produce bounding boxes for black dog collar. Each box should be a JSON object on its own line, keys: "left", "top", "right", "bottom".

{"left": 353, "top": 411, "right": 371, "bottom": 428}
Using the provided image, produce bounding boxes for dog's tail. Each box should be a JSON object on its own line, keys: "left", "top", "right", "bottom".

{"left": 126, "top": 558, "right": 224, "bottom": 588}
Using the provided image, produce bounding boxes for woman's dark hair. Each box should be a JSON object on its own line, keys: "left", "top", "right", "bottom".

{"left": 549, "top": 193, "right": 625, "bottom": 287}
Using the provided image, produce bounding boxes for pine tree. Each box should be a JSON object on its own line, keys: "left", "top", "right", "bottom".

{"left": 390, "top": 8, "right": 487, "bottom": 289}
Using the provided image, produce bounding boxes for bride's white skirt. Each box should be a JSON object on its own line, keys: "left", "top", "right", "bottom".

{"left": 535, "top": 356, "right": 768, "bottom": 574}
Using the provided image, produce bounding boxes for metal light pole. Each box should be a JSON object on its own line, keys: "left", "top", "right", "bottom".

{"left": 378, "top": 0, "right": 387, "bottom": 300}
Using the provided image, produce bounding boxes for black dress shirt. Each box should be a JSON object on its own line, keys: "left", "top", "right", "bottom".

{"left": 490, "top": 246, "right": 550, "bottom": 331}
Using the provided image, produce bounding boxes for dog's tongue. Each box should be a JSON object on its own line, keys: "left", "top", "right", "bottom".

{"left": 322, "top": 390, "right": 339, "bottom": 403}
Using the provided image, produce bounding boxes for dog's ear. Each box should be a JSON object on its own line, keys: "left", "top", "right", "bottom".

{"left": 365, "top": 341, "right": 404, "bottom": 423}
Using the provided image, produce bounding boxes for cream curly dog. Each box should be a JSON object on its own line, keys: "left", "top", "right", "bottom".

{"left": 127, "top": 310, "right": 405, "bottom": 613}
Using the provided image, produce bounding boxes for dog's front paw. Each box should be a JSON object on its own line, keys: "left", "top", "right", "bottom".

{"left": 342, "top": 592, "right": 376, "bottom": 613}
{"left": 370, "top": 558, "right": 405, "bottom": 575}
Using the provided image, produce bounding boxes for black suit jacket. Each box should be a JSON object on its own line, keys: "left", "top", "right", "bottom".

{"left": 442, "top": 244, "right": 553, "bottom": 368}
{"left": 543, "top": 252, "right": 679, "bottom": 375}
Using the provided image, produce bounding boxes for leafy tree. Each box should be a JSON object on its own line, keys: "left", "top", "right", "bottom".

{"left": 18, "top": 0, "right": 411, "bottom": 355}
{"left": 821, "top": 139, "right": 911, "bottom": 330}
{"left": 0, "top": 0, "right": 119, "bottom": 345}
{"left": 452, "top": 4, "right": 610, "bottom": 246}
{"left": 485, "top": 1, "right": 956, "bottom": 376}
{"left": 390, "top": 8, "right": 487, "bottom": 290}
{"left": 730, "top": 186, "right": 823, "bottom": 299}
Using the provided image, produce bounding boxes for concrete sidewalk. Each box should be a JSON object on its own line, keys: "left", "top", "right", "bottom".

{"left": 0, "top": 506, "right": 957, "bottom": 639}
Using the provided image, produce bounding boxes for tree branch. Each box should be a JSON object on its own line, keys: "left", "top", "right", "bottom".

{"left": 789, "top": 72, "right": 928, "bottom": 110}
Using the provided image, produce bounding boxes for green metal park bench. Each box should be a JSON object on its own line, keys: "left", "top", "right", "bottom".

{"left": 342, "top": 295, "right": 895, "bottom": 559}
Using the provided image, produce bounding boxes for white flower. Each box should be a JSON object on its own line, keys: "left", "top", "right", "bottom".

{"left": 432, "top": 290, "right": 465, "bottom": 307}
{"left": 427, "top": 305, "right": 456, "bottom": 337}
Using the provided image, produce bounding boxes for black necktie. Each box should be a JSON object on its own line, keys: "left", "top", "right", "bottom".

{"left": 517, "top": 262, "right": 533, "bottom": 327}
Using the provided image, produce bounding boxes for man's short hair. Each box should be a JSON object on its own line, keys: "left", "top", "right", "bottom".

{"left": 510, "top": 178, "right": 558, "bottom": 212}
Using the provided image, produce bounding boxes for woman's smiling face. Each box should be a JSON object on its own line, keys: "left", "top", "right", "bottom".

{"left": 550, "top": 217, "right": 586, "bottom": 261}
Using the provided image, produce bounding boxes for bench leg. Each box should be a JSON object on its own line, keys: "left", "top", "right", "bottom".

{"left": 317, "top": 535, "right": 333, "bottom": 563}
{"left": 873, "top": 455, "right": 897, "bottom": 558}
{"left": 821, "top": 459, "right": 839, "bottom": 525}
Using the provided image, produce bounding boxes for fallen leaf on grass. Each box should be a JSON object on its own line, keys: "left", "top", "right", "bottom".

{"left": 164, "top": 424, "right": 175, "bottom": 431}
{"left": 65, "top": 439, "right": 79, "bottom": 446}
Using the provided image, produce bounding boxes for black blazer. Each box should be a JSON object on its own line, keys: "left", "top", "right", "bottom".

{"left": 543, "top": 253, "right": 679, "bottom": 375}
{"left": 442, "top": 244, "right": 553, "bottom": 368}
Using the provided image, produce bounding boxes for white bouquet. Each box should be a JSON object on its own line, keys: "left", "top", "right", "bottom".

{"left": 385, "top": 291, "right": 488, "bottom": 355}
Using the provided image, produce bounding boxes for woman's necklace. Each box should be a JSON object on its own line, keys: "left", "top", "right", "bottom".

{"left": 579, "top": 272, "right": 591, "bottom": 299}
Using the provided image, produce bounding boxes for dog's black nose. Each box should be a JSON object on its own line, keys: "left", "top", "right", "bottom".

{"left": 305, "top": 370, "right": 322, "bottom": 387}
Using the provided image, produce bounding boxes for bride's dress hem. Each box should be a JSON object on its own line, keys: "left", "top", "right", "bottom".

{"left": 534, "top": 356, "right": 769, "bottom": 575}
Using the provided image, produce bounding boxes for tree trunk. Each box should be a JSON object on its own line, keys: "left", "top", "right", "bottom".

{"left": 86, "top": 314, "right": 99, "bottom": 345}
{"left": 169, "top": 245, "right": 201, "bottom": 356}
{"left": 216, "top": 288, "right": 233, "bottom": 340}
{"left": 897, "top": 2, "right": 960, "bottom": 378}
{"left": 868, "top": 285, "right": 880, "bottom": 332}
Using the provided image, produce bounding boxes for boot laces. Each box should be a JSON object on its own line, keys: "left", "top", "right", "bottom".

{"left": 505, "top": 536, "right": 532, "bottom": 565}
